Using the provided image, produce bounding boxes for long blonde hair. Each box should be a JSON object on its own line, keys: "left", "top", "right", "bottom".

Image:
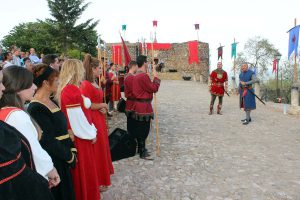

{"left": 56, "top": 59, "right": 85, "bottom": 105}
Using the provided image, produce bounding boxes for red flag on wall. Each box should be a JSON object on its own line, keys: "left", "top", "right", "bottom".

{"left": 145, "top": 43, "right": 171, "bottom": 50}
{"left": 121, "top": 35, "right": 131, "bottom": 66}
{"left": 272, "top": 57, "right": 277, "bottom": 74}
{"left": 112, "top": 45, "right": 122, "bottom": 66}
{"left": 188, "top": 41, "right": 199, "bottom": 64}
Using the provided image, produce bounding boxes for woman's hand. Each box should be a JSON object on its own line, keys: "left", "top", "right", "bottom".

{"left": 68, "top": 129, "right": 75, "bottom": 142}
{"left": 91, "top": 137, "right": 97, "bottom": 144}
{"left": 100, "top": 108, "right": 107, "bottom": 114}
{"left": 47, "top": 168, "right": 60, "bottom": 188}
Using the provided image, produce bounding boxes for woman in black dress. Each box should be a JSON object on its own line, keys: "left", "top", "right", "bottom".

{"left": 27, "top": 65, "right": 76, "bottom": 200}
{"left": 0, "top": 68, "right": 54, "bottom": 200}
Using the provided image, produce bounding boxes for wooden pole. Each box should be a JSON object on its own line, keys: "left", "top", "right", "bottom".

{"left": 294, "top": 18, "right": 298, "bottom": 83}
{"left": 151, "top": 36, "right": 160, "bottom": 157}
{"left": 98, "top": 41, "right": 110, "bottom": 135}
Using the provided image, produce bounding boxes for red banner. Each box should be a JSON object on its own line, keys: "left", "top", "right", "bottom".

{"left": 146, "top": 43, "right": 171, "bottom": 50}
{"left": 112, "top": 45, "right": 122, "bottom": 65}
{"left": 121, "top": 36, "right": 131, "bottom": 66}
{"left": 188, "top": 41, "right": 199, "bottom": 64}
{"left": 272, "top": 57, "right": 277, "bottom": 74}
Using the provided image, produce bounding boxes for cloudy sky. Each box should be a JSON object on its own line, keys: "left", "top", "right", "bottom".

{"left": 1, "top": 0, "right": 299, "bottom": 76}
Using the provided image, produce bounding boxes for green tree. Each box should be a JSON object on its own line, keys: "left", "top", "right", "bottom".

{"left": 47, "top": 0, "right": 99, "bottom": 55}
{"left": 1, "top": 21, "right": 58, "bottom": 54}
{"left": 236, "top": 36, "right": 277, "bottom": 78}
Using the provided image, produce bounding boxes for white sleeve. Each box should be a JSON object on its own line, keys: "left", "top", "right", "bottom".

{"left": 6, "top": 111, "right": 54, "bottom": 179}
{"left": 67, "top": 107, "right": 97, "bottom": 140}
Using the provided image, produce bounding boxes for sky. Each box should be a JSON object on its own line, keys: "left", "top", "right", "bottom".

{"left": 1, "top": 0, "right": 300, "bottom": 77}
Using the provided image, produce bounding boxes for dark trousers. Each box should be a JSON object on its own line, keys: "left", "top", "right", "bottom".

{"left": 210, "top": 94, "right": 223, "bottom": 106}
{"left": 131, "top": 119, "right": 151, "bottom": 153}
{"left": 127, "top": 116, "right": 135, "bottom": 136}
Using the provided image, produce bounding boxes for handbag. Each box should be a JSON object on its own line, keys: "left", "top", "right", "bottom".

{"left": 117, "top": 98, "right": 126, "bottom": 113}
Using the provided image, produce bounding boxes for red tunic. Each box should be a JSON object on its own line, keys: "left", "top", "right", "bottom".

{"left": 80, "top": 81, "right": 114, "bottom": 187}
{"left": 210, "top": 69, "right": 228, "bottom": 96}
{"left": 124, "top": 73, "right": 134, "bottom": 115}
{"left": 109, "top": 72, "right": 121, "bottom": 101}
{"left": 132, "top": 71, "right": 160, "bottom": 121}
{"left": 60, "top": 84, "right": 100, "bottom": 200}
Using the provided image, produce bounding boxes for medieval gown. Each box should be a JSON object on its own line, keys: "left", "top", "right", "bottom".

{"left": 60, "top": 84, "right": 100, "bottom": 200}
{"left": 109, "top": 70, "right": 121, "bottom": 102}
{"left": 0, "top": 112, "right": 54, "bottom": 200}
{"left": 28, "top": 100, "right": 76, "bottom": 200}
{"left": 80, "top": 80, "right": 114, "bottom": 187}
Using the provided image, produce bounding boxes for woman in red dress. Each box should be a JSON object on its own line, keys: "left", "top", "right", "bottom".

{"left": 109, "top": 63, "right": 121, "bottom": 110}
{"left": 56, "top": 59, "right": 100, "bottom": 200}
{"left": 81, "top": 54, "right": 114, "bottom": 191}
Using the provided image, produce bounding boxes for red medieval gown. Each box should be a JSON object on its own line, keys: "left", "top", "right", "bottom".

{"left": 109, "top": 71, "right": 121, "bottom": 101}
{"left": 60, "top": 84, "right": 100, "bottom": 200}
{"left": 80, "top": 80, "right": 114, "bottom": 186}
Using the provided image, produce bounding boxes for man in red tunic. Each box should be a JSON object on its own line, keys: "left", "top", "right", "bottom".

{"left": 132, "top": 55, "right": 160, "bottom": 159}
{"left": 209, "top": 62, "right": 228, "bottom": 115}
{"left": 124, "top": 61, "right": 138, "bottom": 137}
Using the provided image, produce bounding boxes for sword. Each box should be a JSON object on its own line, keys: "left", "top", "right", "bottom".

{"left": 243, "top": 86, "right": 266, "bottom": 105}
{"left": 224, "top": 90, "right": 230, "bottom": 97}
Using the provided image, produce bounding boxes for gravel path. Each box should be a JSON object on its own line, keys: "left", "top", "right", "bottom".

{"left": 103, "top": 80, "right": 300, "bottom": 200}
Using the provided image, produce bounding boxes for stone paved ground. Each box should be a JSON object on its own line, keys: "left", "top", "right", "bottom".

{"left": 103, "top": 80, "right": 300, "bottom": 200}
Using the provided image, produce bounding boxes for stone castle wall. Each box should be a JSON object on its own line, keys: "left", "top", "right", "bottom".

{"left": 105, "top": 41, "right": 209, "bottom": 82}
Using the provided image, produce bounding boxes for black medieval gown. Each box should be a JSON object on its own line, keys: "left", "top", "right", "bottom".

{"left": 28, "top": 100, "right": 76, "bottom": 200}
{"left": 0, "top": 120, "right": 54, "bottom": 200}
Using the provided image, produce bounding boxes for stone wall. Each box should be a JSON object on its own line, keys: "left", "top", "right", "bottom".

{"left": 105, "top": 41, "right": 209, "bottom": 82}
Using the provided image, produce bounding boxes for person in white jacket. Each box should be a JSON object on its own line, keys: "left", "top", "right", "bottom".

{"left": 0, "top": 65, "right": 60, "bottom": 188}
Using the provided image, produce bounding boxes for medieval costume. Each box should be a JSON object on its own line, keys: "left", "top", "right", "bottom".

{"left": 131, "top": 71, "right": 160, "bottom": 158}
{"left": 0, "top": 107, "right": 54, "bottom": 179}
{"left": 0, "top": 118, "right": 54, "bottom": 200}
{"left": 80, "top": 80, "right": 114, "bottom": 187}
{"left": 60, "top": 84, "right": 100, "bottom": 200}
{"left": 28, "top": 100, "right": 76, "bottom": 200}
{"left": 239, "top": 69, "right": 258, "bottom": 125}
{"left": 124, "top": 72, "right": 135, "bottom": 136}
{"left": 109, "top": 69, "right": 121, "bottom": 105}
{"left": 209, "top": 68, "right": 228, "bottom": 114}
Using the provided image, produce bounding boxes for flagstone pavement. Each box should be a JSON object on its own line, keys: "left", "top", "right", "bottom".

{"left": 103, "top": 80, "right": 300, "bottom": 200}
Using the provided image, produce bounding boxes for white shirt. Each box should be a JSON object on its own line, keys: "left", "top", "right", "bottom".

{"left": 66, "top": 106, "right": 97, "bottom": 140}
{"left": 6, "top": 110, "right": 53, "bottom": 179}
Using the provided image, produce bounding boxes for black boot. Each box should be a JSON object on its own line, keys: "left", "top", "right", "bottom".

{"left": 217, "top": 104, "right": 222, "bottom": 115}
{"left": 242, "top": 120, "right": 249, "bottom": 125}
{"left": 209, "top": 105, "right": 213, "bottom": 115}
{"left": 241, "top": 118, "right": 251, "bottom": 122}
{"left": 138, "top": 141, "right": 151, "bottom": 159}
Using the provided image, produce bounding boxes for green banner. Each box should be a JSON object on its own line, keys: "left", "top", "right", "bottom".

{"left": 231, "top": 43, "right": 237, "bottom": 58}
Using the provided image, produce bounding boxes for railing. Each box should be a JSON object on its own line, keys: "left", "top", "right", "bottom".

{"left": 260, "top": 88, "right": 300, "bottom": 104}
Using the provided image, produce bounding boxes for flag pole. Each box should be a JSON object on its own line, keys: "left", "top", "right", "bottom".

{"left": 232, "top": 38, "right": 238, "bottom": 94}
{"left": 151, "top": 26, "right": 160, "bottom": 157}
{"left": 294, "top": 18, "right": 298, "bottom": 83}
{"left": 99, "top": 40, "right": 110, "bottom": 135}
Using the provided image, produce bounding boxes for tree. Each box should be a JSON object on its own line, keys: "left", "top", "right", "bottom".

{"left": 236, "top": 36, "right": 277, "bottom": 78}
{"left": 1, "top": 21, "right": 58, "bottom": 54}
{"left": 47, "top": 0, "right": 99, "bottom": 55}
{"left": 281, "top": 58, "right": 294, "bottom": 86}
